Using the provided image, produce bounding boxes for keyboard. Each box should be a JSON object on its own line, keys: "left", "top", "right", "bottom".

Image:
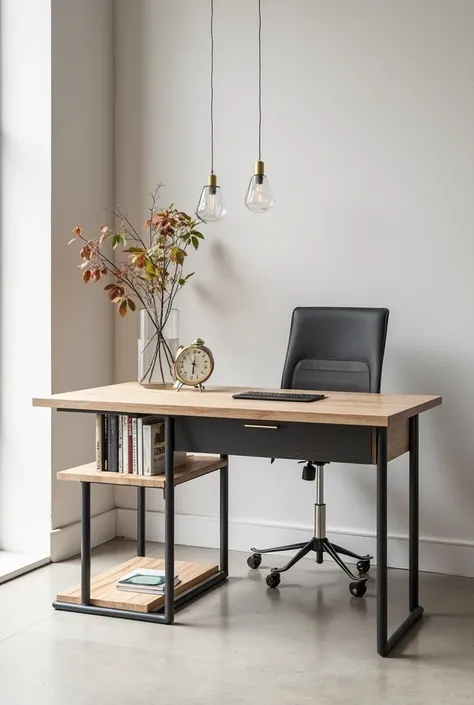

{"left": 232, "top": 391, "right": 326, "bottom": 403}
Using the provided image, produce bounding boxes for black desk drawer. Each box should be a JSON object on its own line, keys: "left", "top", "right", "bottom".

{"left": 175, "top": 416, "right": 373, "bottom": 464}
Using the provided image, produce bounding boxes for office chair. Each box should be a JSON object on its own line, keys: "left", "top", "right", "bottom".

{"left": 247, "top": 307, "right": 390, "bottom": 597}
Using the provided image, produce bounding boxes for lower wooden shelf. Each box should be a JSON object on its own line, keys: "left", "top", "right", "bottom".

{"left": 57, "top": 557, "right": 219, "bottom": 613}
{"left": 57, "top": 454, "right": 226, "bottom": 488}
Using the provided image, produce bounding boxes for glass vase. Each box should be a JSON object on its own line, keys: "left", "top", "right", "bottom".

{"left": 138, "top": 308, "right": 179, "bottom": 387}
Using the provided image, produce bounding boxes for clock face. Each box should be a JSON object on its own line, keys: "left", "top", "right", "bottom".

{"left": 175, "top": 345, "right": 214, "bottom": 385}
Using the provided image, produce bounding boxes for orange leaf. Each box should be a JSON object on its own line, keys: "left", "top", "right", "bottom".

{"left": 73, "top": 226, "right": 82, "bottom": 236}
{"left": 118, "top": 300, "right": 128, "bottom": 317}
{"left": 82, "top": 270, "right": 91, "bottom": 283}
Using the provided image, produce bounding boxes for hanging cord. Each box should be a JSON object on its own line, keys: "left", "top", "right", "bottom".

{"left": 210, "top": 0, "right": 215, "bottom": 174}
{"left": 258, "top": 0, "right": 262, "bottom": 161}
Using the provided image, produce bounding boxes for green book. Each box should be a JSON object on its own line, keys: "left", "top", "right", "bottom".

{"left": 116, "top": 568, "right": 180, "bottom": 594}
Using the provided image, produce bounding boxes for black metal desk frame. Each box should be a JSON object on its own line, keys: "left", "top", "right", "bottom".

{"left": 53, "top": 411, "right": 422, "bottom": 657}
{"left": 376, "top": 416, "right": 422, "bottom": 656}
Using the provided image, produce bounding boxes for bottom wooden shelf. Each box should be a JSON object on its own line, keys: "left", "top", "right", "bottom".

{"left": 57, "top": 557, "right": 218, "bottom": 613}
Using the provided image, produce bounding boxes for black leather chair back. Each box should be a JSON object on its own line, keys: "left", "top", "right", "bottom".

{"left": 281, "top": 307, "right": 389, "bottom": 394}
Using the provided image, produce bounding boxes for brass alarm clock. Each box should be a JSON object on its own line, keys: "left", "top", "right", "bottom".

{"left": 174, "top": 338, "right": 215, "bottom": 392}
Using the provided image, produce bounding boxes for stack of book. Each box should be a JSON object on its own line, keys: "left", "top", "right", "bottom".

{"left": 95, "top": 414, "right": 185, "bottom": 475}
{"left": 116, "top": 568, "right": 181, "bottom": 595}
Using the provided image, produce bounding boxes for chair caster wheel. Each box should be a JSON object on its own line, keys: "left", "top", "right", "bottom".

{"left": 247, "top": 553, "right": 262, "bottom": 569}
{"left": 349, "top": 581, "right": 367, "bottom": 598}
{"left": 357, "top": 559, "right": 370, "bottom": 574}
{"left": 266, "top": 572, "right": 281, "bottom": 588}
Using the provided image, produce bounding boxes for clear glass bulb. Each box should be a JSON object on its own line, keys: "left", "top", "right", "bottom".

{"left": 196, "top": 184, "right": 227, "bottom": 222}
{"left": 245, "top": 173, "right": 274, "bottom": 213}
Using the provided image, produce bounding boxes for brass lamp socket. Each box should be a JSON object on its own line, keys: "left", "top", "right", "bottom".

{"left": 208, "top": 173, "right": 217, "bottom": 187}
{"left": 254, "top": 160, "right": 265, "bottom": 176}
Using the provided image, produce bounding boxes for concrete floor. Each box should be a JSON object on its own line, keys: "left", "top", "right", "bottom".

{"left": 0, "top": 540, "right": 473, "bottom": 705}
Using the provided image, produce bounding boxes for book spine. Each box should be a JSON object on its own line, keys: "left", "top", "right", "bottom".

{"left": 103, "top": 414, "right": 109, "bottom": 471}
{"left": 118, "top": 415, "right": 123, "bottom": 473}
{"left": 109, "top": 414, "right": 118, "bottom": 473}
{"left": 96, "top": 414, "right": 103, "bottom": 470}
{"left": 122, "top": 415, "right": 129, "bottom": 474}
{"left": 128, "top": 416, "right": 133, "bottom": 473}
{"left": 143, "top": 424, "right": 150, "bottom": 475}
{"left": 137, "top": 418, "right": 143, "bottom": 475}
{"left": 132, "top": 417, "right": 138, "bottom": 474}
{"left": 151, "top": 422, "right": 166, "bottom": 475}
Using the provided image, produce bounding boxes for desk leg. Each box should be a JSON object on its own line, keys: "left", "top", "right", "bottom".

{"left": 376, "top": 419, "right": 423, "bottom": 657}
{"left": 81, "top": 482, "right": 91, "bottom": 605}
{"left": 164, "top": 416, "right": 175, "bottom": 624}
{"left": 377, "top": 428, "right": 388, "bottom": 654}
{"left": 409, "top": 415, "right": 420, "bottom": 611}
{"left": 220, "top": 455, "right": 229, "bottom": 576}
{"left": 137, "top": 487, "right": 146, "bottom": 557}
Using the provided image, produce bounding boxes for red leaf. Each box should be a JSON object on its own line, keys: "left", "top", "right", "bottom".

{"left": 80, "top": 244, "right": 92, "bottom": 261}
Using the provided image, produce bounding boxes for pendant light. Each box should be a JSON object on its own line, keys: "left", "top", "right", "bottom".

{"left": 196, "top": 0, "right": 226, "bottom": 222}
{"left": 245, "top": 0, "right": 274, "bottom": 213}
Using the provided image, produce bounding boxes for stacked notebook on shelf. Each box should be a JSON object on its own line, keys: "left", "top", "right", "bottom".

{"left": 95, "top": 414, "right": 185, "bottom": 475}
{"left": 116, "top": 568, "right": 181, "bottom": 595}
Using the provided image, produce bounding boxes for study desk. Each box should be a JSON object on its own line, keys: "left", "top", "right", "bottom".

{"left": 34, "top": 383, "right": 442, "bottom": 657}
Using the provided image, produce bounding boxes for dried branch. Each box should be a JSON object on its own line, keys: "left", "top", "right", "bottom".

{"left": 70, "top": 187, "right": 205, "bottom": 383}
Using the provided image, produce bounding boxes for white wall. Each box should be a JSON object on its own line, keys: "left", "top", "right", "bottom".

{"left": 50, "top": 0, "right": 116, "bottom": 559}
{"left": 119, "top": 0, "right": 472, "bottom": 575}
{"left": 0, "top": 0, "right": 52, "bottom": 554}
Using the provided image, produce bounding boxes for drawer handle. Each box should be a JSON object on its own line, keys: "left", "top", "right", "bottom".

{"left": 244, "top": 424, "right": 279, "bottom": 430}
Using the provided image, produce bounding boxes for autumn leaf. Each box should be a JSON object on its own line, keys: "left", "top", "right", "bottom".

{"left": 109, "top": 285, "right": 124, "bottom": 301}
{"left": 73, "top": 226, "right": 82, "bottom": 236}
{"left": 118, "top": 300, "right": 128, "bottom": 317}
{"left": 127, "top": 298, "right": 136, "bottom": 312}
{"left": 144, "top": 260, "right": 157, "bottom": 277}
{"left": 82, "top": 270, "right": 91, "bottom": 283}
{"left": 170, "top": 247, "right": 187, "bottom": 265}
{"left": 80, "top": 244, "right": 92, "bottom": 261}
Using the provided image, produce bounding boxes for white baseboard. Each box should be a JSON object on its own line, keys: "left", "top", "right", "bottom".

{"left": 116, "top": 508, "right": 474, "bottom": 578}
{"left": 50, "top": 508, "right": 117, "bottom": 562}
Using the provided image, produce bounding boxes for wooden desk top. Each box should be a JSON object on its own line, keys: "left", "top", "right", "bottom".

{"left": 33, "top": 382, "right": 441, "bottom": 427}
